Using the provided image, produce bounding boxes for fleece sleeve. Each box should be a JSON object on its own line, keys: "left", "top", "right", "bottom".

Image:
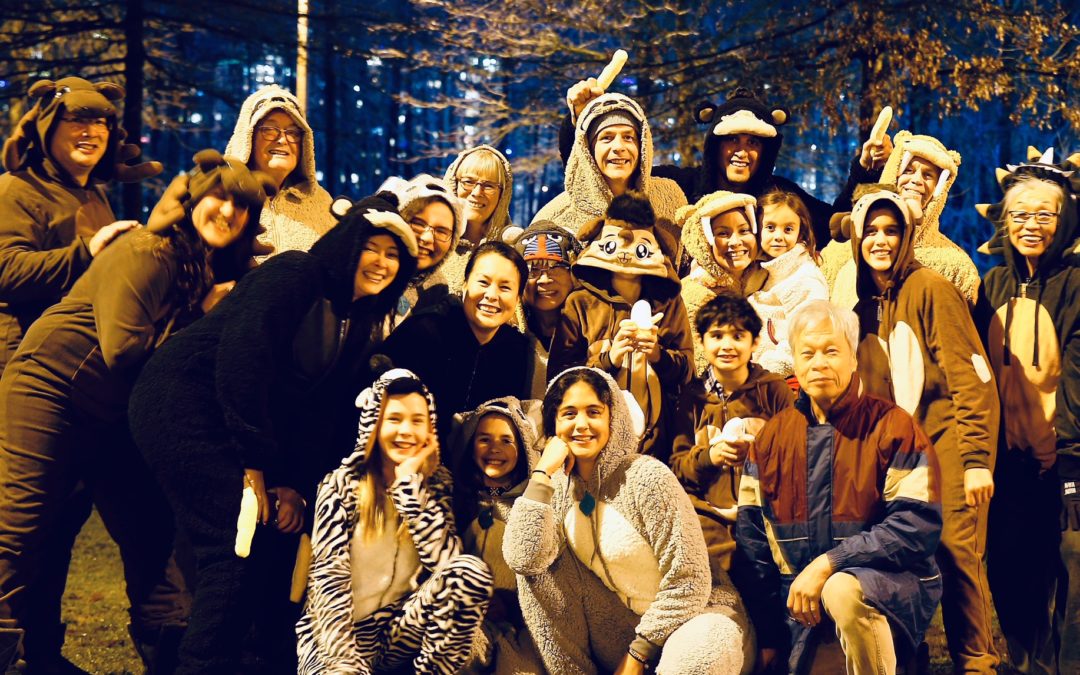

{"left": 0, "top": 193, "right": 93, "bottom": 304}
{"left": 921, "top": 279, "right": 1000, "bottom": 470}
{"left": 629, "top": 458, "right": 711, "bottom": 659}
{"left": 302, "top": 471, "right": 367, "bottom": 673}
{"left": 831, "top": 155, "right": 882, "bottom": 215}
{"left": 214, "top": 252, "right": 324, "bottom": 474}
{"left": 390, "top": 467, "right": 463, "bottom": 571}
{"left": 92, "top": 236, "right": 176, "bottom": 371}
{"left": 502, "top": 477, "right": 563, "bottom": 576}
{"left": 733, "top": 428, "right": 790, "bottom": 650}
{"left": 825, "top": 411, "right": 943, "bottom": 572}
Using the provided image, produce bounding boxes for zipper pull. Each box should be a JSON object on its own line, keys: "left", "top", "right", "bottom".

{"left": 876, "top": 301, "right": 882, "bottom": 322}
{"left": 1020, "top": 281, "right": 1028, "bottom": 298}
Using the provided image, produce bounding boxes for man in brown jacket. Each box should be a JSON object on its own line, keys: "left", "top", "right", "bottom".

{"left": 0, "top": 76, "right": 169, "bottom": 673}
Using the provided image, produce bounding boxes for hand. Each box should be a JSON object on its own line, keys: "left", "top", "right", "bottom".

{"left": 755, "top": 647, "right": 779, "bottom": 674}
{"left": 536, "top": 436, "right": 572, "bottom": 477}
{"left": 786, "top": 554, "right": 833, "bottom": 628}
{"left": 613, "top": 653, "right": 646, "bottom": 675}
{"left": 395, "top": 434, "right": 439, "bottom": 481}
{"left": 89, "top": 220, "right": 140, "bottom": 256}
{"left": 244, "top": 468, "right": 271, "bottom": 526}
{"left": 567, "top": 78, "right": 604, "bottom": 118}
{"left": 200, "top": 280, "right": 236, "bottom": 314}
{"left": 964, "top": 467, "right": 995, "bottom": 507}
{"left": 609, "top": 319, "right": 639, "bottom": 367}
{"left": 709, "top": 435, "right": 751, "bottom": 467}
{"left": 268, "top": 486, "right": 306, "bottom": 533}
{"left": 633, "top": 324, "right": 660, "bottom": 361}
{"left": 858, "top": 133, "right": 894, "bottom": 170}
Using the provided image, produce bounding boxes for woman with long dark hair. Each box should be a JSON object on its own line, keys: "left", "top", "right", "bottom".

{"left": 0, "top": 149, "right": 272, "bottom": 671}
{"left": 129, "top": 189, "right": 419, "bottom": 674}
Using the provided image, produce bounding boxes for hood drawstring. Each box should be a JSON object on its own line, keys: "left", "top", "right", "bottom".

{"left": 1033, "top": 281, "right": 1044, "bottom": 368}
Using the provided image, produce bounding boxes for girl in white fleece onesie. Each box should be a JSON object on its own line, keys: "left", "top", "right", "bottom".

{"left": 503, "top": 366, "right": 752, "bottom": 674}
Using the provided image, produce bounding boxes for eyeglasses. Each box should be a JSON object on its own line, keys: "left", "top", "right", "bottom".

{"left": 410, "top": 220, "right": 454, "bottom": 244}
{"left": 60, "top": 116, "right": 110, "bottom": 132}
{"left": 458, "top": 177, "right": 500, "bottom": 196}
{"left": 527, "top": 262, "right": 570, "bottom": 280}
{"left": 256, "top": 125, "right": 303, "bottom": 144}
{"left": 1008, "top": 210, "right": 1059, "bottom": 226}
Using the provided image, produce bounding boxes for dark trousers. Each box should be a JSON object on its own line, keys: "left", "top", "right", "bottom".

{"left": 0, "top": 360, "right": 190, "bottom": 663}
{"left": 988, "top": 451, "right": 1080, "bottom": 675}
{"left": 130, "top": 368, "right": 300, "bottom": 675}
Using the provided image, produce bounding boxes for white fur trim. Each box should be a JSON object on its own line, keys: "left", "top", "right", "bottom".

{"left": 710, "top": 109, "right": 777, "bottom": 138}
{"left": 363, "top": 208, "right": 419, "bottom": 256}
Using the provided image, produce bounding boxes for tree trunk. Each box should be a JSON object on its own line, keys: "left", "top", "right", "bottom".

{"left": 322, "top": 0, "right": 337, "bottom": 193}
{"left": 121, "top": 0, "right": 145, "bottom": 220}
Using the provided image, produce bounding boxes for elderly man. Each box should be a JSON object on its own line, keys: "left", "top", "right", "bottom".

{"left": 735, "top": 300, "right": 942, "bottom": 675}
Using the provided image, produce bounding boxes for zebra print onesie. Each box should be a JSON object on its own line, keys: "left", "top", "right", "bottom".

{"left": 296, "top": 368, "right": 493, "bottom": 674}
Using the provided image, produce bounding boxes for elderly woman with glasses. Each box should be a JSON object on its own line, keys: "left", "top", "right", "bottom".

{"left": 222, "top": 84, "right": 336, "bottom": 260}
{"left": 976, "top": 149, "right": 1080, "bottom": 674}
{"left": 510, "top": 220, "right": 582, "bottom": 398}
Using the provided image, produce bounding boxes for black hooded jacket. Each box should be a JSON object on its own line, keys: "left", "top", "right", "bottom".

{"left": 129, "top": 194, "right": 416, "bottom": 497}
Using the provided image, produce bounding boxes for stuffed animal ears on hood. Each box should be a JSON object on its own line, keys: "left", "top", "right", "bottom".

{"left": 332, "top": 191, "right": 418, "bottom": 257}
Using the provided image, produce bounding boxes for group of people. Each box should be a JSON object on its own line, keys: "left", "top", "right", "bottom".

{"left": 0, "top": 70, "right": 1076, "bottom": 675}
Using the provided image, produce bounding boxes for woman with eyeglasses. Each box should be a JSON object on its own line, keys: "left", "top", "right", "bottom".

{"left": 224, "top": 85, "right": 336, "bottom": 260}
{"left": 377, "top": 174, "right": 466, "bottom": 328}
{"left": 975, "top": 150, "right": 1080, "bottom": 674}
{"left": 445, "top": 145, "right": 514, "bottom": 247}
{"left": 511, "top": 220, "right": 582, "bottom": 398}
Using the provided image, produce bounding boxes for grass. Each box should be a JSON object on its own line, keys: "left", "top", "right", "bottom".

{"left": 61, "top": 509, "right": 1017, "bottom": 674}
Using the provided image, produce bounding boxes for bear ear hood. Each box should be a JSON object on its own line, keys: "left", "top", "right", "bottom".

{"left": 699, "top": 87, "right": 786, "bottom": 197}
{"left": 849, "top": 184, "right": 921, "bottom": 298}
{"left": 2, "top": 76, "right": 162, "bottom": 185}
{"left": 976, "top": 147, "right": 1079, "bottom": 272}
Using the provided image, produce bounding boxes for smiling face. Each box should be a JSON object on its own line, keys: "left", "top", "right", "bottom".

{"left": 711, "top": 209, "right": 757, "bottom": 275}
{"left": 463, "top": 252, "right": 521, "bottom": 344}
{"left": 702, "top": 321, "right": 757, "bottom": 382}
{"left": 408, "top": 200, "right": 455, "bottom": 271}
{"left": 896, "top": 157, "right": 941, "bottom": 209}
{"left": 524, "top": 260, "right": 574, "bottom": 313}
{"left": 455, "top": 152, "right": 502, "bottom": 229}
{"left": 353, "top": 234, "right": 401, "bottom": 300}
{"left": 472, "top": 413, "right": 520, "bottom": 484}
{"left": 793, "top": 317, "right": 856, "bottom": 410}
{"left": 860, "top": 206, "right": 903, "bottom": 287}
{"left": 592, "top": 123, "right": 640, "bottom": 193}
{"left": 49, "top": 113, "right": 110, "bottom": 185}
{"left": 1006, "top": 181, "right": 1062, "bottom": 267}
{"left": 191, "top": 187, "right": 251, "bottom": 249}
{"left": 251, "top": 110, "right": 301, "bottom": 189}
{"left": 719, "top": 134, "right": 762, "bottom": 184}
{"left": 760, "top": 202, "right": 801, "bottom": 259}
{"left": 377, "top": 392, "right": 431, "bottom": 469}
{"left": 555, "top": 380, "right": 611, "bottom": 468}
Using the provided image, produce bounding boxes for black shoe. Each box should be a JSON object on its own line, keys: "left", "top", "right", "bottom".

{"left": 129, "top": 623, "right": 186, "bottom": 675}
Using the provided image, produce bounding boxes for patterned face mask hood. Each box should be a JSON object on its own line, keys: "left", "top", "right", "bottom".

{"left": 344, "top": 368, "right": 438, "bottom": 472}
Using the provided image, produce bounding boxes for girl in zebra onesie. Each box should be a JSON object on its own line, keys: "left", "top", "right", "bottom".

{"left": 296, "top": 368, "right": 493, "bottom": 673}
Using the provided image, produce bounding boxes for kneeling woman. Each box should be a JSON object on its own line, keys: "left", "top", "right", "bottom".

{"left": 0, "top": 150, "right": 269, "bottom": 669}
{"left": 296, "top": 368, "right": 492, "bottom": 673}
{"left": 129, "top": 190, "right": 418, "bottom": 674}
{"left": 504, "top": 367, "right": 751, "bottom": 674}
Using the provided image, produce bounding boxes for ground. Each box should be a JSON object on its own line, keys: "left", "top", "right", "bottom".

{"left": 62, "top": 510, "right": 1016, "bottom": 674}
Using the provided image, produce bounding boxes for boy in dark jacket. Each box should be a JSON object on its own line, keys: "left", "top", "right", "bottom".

{"left": 670, "top": 291, "right": 793, "bottom": 577}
